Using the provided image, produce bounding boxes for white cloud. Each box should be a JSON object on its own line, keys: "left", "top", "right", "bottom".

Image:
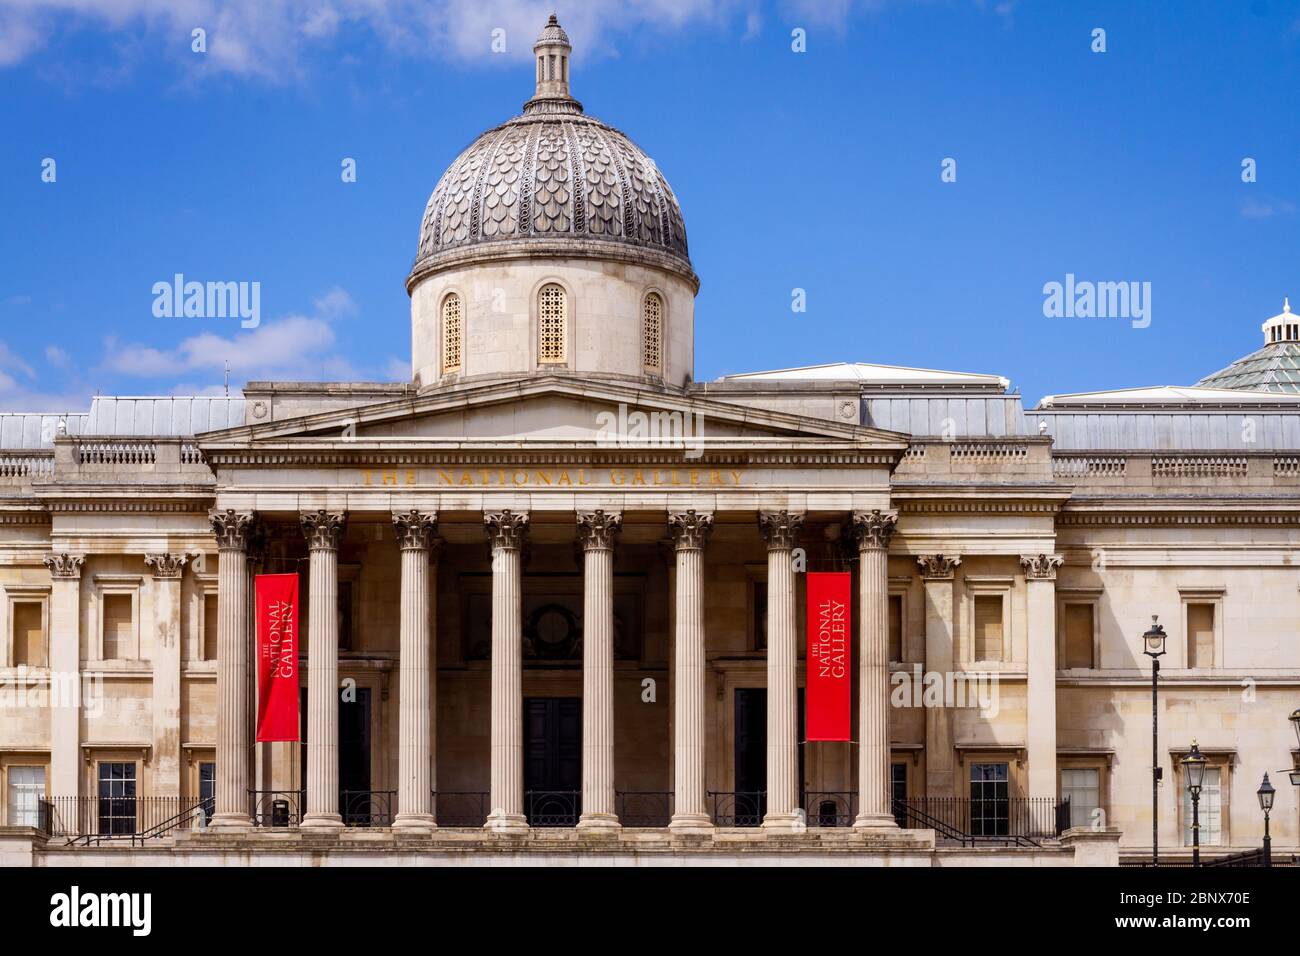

{"left": 1241, "top": 196, "right": 1297, "bottom": 220}
{"left": 45, "top": 345, "right": 70, "bottom": 367}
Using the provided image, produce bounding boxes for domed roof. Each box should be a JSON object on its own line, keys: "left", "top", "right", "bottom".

{"left": 409, "top": 17, "right": 692, "bottom": 289}
{"left": 1196, "top": 297, "right": 1300, "bottom": 394}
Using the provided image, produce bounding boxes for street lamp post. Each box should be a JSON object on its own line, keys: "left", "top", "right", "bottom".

{"left": 1257, "top": 773, "right": 1275, "bottom": 868}
{"left": 1143, "top": 616, "right": 1167, "bottom": 866}
{"left": 1290, "top": 710, "right": 1300, "bottom": 788}
{"left": 1182, "top": 742, "right": 1207, "bottom": 867}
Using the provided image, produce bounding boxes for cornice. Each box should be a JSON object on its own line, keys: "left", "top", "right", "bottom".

{"left": 1057, "top": 510, "right": 1300, "bottom": 527}
{"left": 202, "top": 448, "right": 902, "bottom": 468}
{"left": 43, "top": 499, "right": 212, "bottom": 514}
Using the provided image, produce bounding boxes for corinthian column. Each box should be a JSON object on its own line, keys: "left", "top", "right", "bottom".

{"left": 576, "top": 510, "right": 622, "bottom": 830}
{"left": 484, "top": 510, "right": 530, "bottom": 832}
{"left": 393, "top": 510, "right": 438, "bottom": 832}
{"left": 1021, "top": 553, "right": 1063, "bottom": 812}
{"left": 44, "top": 553, "right": 85, "bottom": 806}
{"left": 301, "top": 509, "right": 346, "bottom": 828}
{"left": 918, "top": 552, "right": 961, "bottom": 798}
{"left": 208, "top": 510, "right": 253, "bottom": 828}
{"left": 668, "top": 509, "right": 714, "bottom": 831}
{"left": 758, "top": 510, "right": 804, "bottom": 830}
{"left": 852, "top": 509, "right": 899, "bottom": 829}
{"left": 145, "top": 553, "right": 190, "bottom": 799}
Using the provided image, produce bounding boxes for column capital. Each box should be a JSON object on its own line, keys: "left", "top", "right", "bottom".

{"left": 851, "top": 509, "right": 898, "bottom": 551}
{"left": 576, "top": 510, "right": 622, "bottom": 551}
{"left": 301, "top": 510, "right": 347, "bottom": 552}
{"left": 668, "top": 510, "right": 714, "bottom": 551}
{"left": 393, "top": 510, "right": 437, "bottom": 551}
{"left": 43, "top": 552, "right": 85, "bottom": 580}
{"left": 758, "top": 510, "right": 804, "bottom": 551}
{"left": 484, "top": 509, "right": 529, "bottom": 551}
{"left": 209, "top": 509, "right": 255, "bottom": 552}
{"left": 917, "top": 553, "right": 961, "bottom": 580}
{"left": 1020, "top": 553, "right": 1064, "bottom": 580}
{"left": 145, "top": 553, "right": 191, "bottom": 579}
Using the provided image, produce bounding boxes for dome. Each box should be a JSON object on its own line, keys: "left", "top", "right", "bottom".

{"left": 1196, "top": 297, "right": 1300, "bottom": 394}
{"left": 408, "top": 16, "right": 693, "bottom": 290}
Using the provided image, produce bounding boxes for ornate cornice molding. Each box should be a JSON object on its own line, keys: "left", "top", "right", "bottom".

{"left": 1019, "top": 553, "right": 1064, "bottom": 580}
{"left": 301, "top": 510, "right": 347, "bottom": 552}
{"left": 852, "top": 509, "right": 898, "bottom": 551}
{"left": 392, "top": 510, "right": 437, "bottom": 552}
{"left": 917, "top": 553, "right": 961, "bottom": 580}
{"left": 1058, "top": 510, "right": 1300, "bottom": 527}
{"left": 668, "top": 510, "right": 714, "bottom": 551}
{"left": 145, "top": 553, "right": 191, "bottom": 579}
{"left": 895, "top": 500, "right": 1062, "bottom": 515}
{"left": 48, "top": 499, "right": 211, "bottom": 514}
{"left": 576, "top": 509, "right": 622, "bottom": 551}
{"left": 43, "top": 552, "right": 85, "bottom": 579}
{"left": 757, "top": 510, "right": 804, "bottom": 551}
{"left": 202, "top": 449, "right": 899, "bottom": 468}
{"left": 209, "top": 509, "right": 254, "bottom": 552}
{"left": 484, "top": 510, "right": 530, "bottom": 552}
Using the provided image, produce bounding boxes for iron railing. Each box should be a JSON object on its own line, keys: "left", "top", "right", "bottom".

{"left": 47, "top": 795, "right": 213, "bottom": 845}
{"left": 526, "top": 790, "right": 580, "bottom": 827}
{"left": 249, "top": 789, "right": 305, "bottom": 827}
{"left": 432, "top": 790, "right": 489, "bottom": 827}
{"left": 709, "top": 790, "right": 765, "bottom": 827}
{"left": 803, "top": 791, "right": 857, "bottom": 827}
{"left": 892, "top": 796, "right": 1067, "bottom": 847}
{"left": 341, "top": 789, "right": 396, "bottom": 827}
{"left": 616, "top": 791, "right": 673, "bottom": 827}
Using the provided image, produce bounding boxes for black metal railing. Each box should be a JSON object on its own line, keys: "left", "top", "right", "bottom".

{"left": 249, "top": 789, "right": 305, "bottom": 827}
{"left": 37, "top": 797, "right": 54, "bottom": 835}
{"left": 616, "top": 791, "right": 673, "bottom": 827}
{"left": 526, "top": 790, "right": 580, "bottom": 827}
{"left": 341, "top": 789, "right": 396, "bottom": 827}
{"left": 47, "top": 796, "right": 214, "bottom": 845}
{"left": 432, "top": 790, "right": 490, "bottom": 827}
{"left": 891, "top": 796, "right": 1068, "bottom": 847}
{"left": 803, "top": 791, "right": 857, "bottom": 827}
{"left": 709, "top": 790, "right": 765, "bottom": 827}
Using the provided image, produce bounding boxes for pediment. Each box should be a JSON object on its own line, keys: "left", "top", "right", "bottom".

{"left": 197, "top": 376, "right": 908, "bottom": 452}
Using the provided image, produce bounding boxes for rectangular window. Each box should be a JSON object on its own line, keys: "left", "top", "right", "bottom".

{"left": 102, "top": 593, "right": 134, "bottom": 660}
{"left": 12, "top": 601, "right": 45, "bottom": 668}
{"left": 1187, "top": 603, "right": 1215, "bottom": 668}
{"left": 888, "top": 594, "right": 903, "bottom": 662}
{"left": 338, "top": 580, "right": 354, "bottom": 652}
{"left": 97, "top": 761, "right": 137, "bottom": 836}
{"left": 203, "top": 593, "right": 219, "bottom": 661}
{"left": 1060, "top": 767, "right": 1100, "bottom": 828}
{"left": 891, "top": 762, "right": 908, "bottom": 827}
{"left": 6, "top": 766, "right": 45, "bottom": 827}
{"left": 973, "top": 594, "right": 1004, "bottom": 662}
{"left": 1063, "top": 603, "right": 1094, "bottom": 669}
{"left": 1183, "top": 767, "right": 1222, "bottom": 846}
{"left": 969, "top": 762, "right": 1009, "bottom": 836}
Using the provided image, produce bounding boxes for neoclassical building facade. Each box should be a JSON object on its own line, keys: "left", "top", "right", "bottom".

{"left": 1, "top": 17, "right": 1297, "bottom": 866}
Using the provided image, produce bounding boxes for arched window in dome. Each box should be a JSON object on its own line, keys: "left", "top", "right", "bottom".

{"left": 441, "top": 293, "right": 462, "bottom": 374}
{"left": 538, "top": 283, "right": 567, "bottom": 364}
{"left": 642, "top": 292, "right": 663, "bottom": 373}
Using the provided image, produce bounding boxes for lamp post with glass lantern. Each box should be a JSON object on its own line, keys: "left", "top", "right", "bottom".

{"left": 1257, "top": 773, "right": 1275, "bottom": 867}
{"left": 1143, "top": 616, "right": 1167, "bottom": 866}
{"left": 1290, "top": 709, "right": 1300, "bottom": 788}
{"left": 1182, "top": 742, "right": 1207, "bottom": 867}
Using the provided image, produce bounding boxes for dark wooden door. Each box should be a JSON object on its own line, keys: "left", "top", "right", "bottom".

{"left": 524, "top": 697, "right": 581, "bottom": 825}
{"left": 338, "top": 688, "right": 372, "bottom": 824}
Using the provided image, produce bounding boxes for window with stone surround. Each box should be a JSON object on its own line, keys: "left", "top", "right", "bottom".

{"left": 1182, "top": 766, "right": 1224, "bottom": 846}
{"left": 9, "top": 598, "right": 46, "bottom": 668}
{"left": 538, "top": 283, "right": 567, "bottom": 364}
{"left": 101, "top": 592, "right": 136, "bottom": 661}
{"left": 3, "top": 762, "right": 45, "bottom": 826}
{"left": 202, "top": 592, "right": 218, "bottom": 661}
{"left": 973, "top": 594, "right": 1004, "bottom": 662}
{"left": 1180, "top": 588, "right": 1223, "bottom": 669}
{"left": 1062, "top": 603, "right": 1095, "bottom": 669}
{"left": 642, "top": 292, "right": 663, "bottom": 372}
{"left": 441, "top": 292, "right": 462, "bottom": 373}
{"left": 888, "top": 593, "right": 903, "bottom": 662}
{"left": 1060, "top": 766, "right": 1101, "bottom": 828}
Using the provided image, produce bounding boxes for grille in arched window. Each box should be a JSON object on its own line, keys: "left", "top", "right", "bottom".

{"left": 539, "top": 284, "right": 566, "bottom": 363}
{"left": 643, "top": 293, "right": 663, "bottom": 371}
{"left": 441, "top": 293, "right": 462, "bottom": 373}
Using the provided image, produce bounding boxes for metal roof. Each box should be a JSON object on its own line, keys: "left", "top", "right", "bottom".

{"left": 1029, "top": 408, "right": 1300, "bottom": 451}
{"left": 722, "top": 362, "right": 1009, "bottom": 390}
{"left": 864, "top": 396, "right": 1027, "bottom": 436}
{"left": 84, "top": 397, "right": 246, "bottom": 437}
{"left": 0, "top": 413, "right": 88, "bottom": 450}
{"left": 1195, "top": 342, "right": 1300, "bottom": 393}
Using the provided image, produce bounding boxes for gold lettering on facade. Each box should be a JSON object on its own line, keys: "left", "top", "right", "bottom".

{"left": 354, "top": 467, "right": 744, "bottom": 486}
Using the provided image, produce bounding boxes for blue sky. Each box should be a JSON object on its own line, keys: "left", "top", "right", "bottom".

{"left": 1, "top": 0, "right": 1299, "bottom": 411}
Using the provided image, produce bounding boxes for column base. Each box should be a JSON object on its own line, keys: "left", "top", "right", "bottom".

{"left": 483, "top": 811, "right": 529, "bottom": 833}
{"left": 853, "top": 811, "right": 900, "bottom": 830}
{"left": 207, "top": 812, "right": 252, "bottom": 830}
{"left": 576, "top": 812, "right": 622, "bottom": 831}
{"left": 761, "top": 811, "right": 805, "bottom": 832}
{"left": 301, "top": 813, "right": 344, "bottom": 829}
{"left": 668, "top": 813, "right": 714, "bottom": 833}
{"left": 392, "top": 813, "right": 437, "bottom": 833}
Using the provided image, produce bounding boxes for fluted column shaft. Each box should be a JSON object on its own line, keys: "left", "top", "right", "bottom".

{"left": 394, "top": 511, "right": 437, "bottom": 831}
{"left": 668, "top": 510, "right": 713, "bottom": 830}
{"left": 44, "top": 553, "right": 85, "bottom": 804}
{"left": 759, "top": 510, "right": 804, "bottom": 829}
{"left": 577, "top": 510, "right": 622, "bottom": 830}
{"left": 302, "top": 510, "right": 345, "bottom": 828}
{"left": 146, "top": 553, "right": 189, "bottom": 798}
{"left": 485, "top": 510, "right": 529, "bottom": 832}
{"left": 854, "top": 510, "right": 899, "bottom": 829}
{"left": 208, "top": 511, "right": 253, "bottom": 827}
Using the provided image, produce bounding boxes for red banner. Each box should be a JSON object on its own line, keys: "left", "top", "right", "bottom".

{"left": 806, "top": 572, "right": 852, "bottom": 741}
{"left": 255, "top": 573, "right": 300, "bottom": 742}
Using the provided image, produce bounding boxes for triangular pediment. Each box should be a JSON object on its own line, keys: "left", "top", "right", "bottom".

{"left": 197, "top": 375, "right": 907, "bottom": 452}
